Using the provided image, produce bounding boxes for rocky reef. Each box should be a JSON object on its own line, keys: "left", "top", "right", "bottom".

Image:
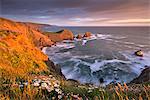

{"left": 83, "top": 32, "right": 92, "bottom": 37}
{"left": 130, "top": 67, "right": 150, "bottom": 84}
{"left": 76, "top": 32, "right": 92, "bottom": 39}
{"left": 44, "top": 29, "right": 74, "bottom": 42}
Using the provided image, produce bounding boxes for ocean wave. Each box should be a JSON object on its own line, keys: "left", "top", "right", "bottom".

{"left": 55, "top": 42, "right": 75, "bottom": 49}
{"left": 122, "top": 51, "right": 150, "bottom": 74}
{"left": 90, "top": 59, "right": 131, "bottom": 72}
{"left": 96, "top": 34, "right": 112, "bottom": 39}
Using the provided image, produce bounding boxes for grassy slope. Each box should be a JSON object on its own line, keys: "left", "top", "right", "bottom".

{"left": 0, "top": 18, "right": 53, "bottom": 81}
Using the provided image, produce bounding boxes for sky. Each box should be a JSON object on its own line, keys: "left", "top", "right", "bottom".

{"left": 0, "top": 0, "right": 150, "bottom": 26}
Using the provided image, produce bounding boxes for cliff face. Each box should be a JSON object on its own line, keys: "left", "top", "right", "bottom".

{"left": 0, "top": 18, "right": 53, "bottom": 79}
{"left": 17, "top": 22, "right": 52, "bottom": 32}
{"left": 0, "top": 18, "right": 53, "bottom": 48}
{"left": 130, "top": 67, "right": 150, "bottom": 84}
{"left": 44, "top": 29, "right": 74, "bottom": 42}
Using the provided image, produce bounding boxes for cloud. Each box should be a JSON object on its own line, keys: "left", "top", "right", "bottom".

{"left": 1, "top": 0, "right": 149, "bottom": 26}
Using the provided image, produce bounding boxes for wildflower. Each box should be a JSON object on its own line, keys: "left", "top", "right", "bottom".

{"left": 58, "top": 95, "right": 63, "bottom": 99}
{"left": 33, "top": 82, "right": 40, "bottom": 87}
{"left": 55, "top": 88, "right": 60, "bottom": 93}
{"left": 47, "top": 82, "right": 52, "bottom": 86}
{"left": 54, "top": 83, "right": 59, "bottom": 88}
{"left": 23, "top": 82, "right": 28, "bottom": 86}
{"left": 19, "top": 84, "right": 24, "bottom": 88}
{"left": 41, "top": 82, "right": 48, "bottom": 89}
{"left": 58, "top": 90, "right": 62, "bottom": 94}
{"left": 88, "top": 89, "right": 92, "bottom": 93}
{"left": 46, "top": 87, "right": 54, "bottom": 92}
{"left": 49, "top": 75, "right": 53, "bottom": 78}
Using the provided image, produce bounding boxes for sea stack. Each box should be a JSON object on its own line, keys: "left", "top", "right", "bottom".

{"left": 83, "top": 32, "right": 92, "bottom": 37}
{"left": 76, "top": 34, "right": 83, "bottom": 39}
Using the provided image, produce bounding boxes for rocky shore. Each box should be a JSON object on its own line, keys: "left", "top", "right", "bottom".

{"left": 0, "top": 17, "right": 149, "bottom": 99}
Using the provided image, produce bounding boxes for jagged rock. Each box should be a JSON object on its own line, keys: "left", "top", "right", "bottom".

{"left": 45, "top": 29, "right": 74, "bottom": 42}
{"left": 66, "top": 79, "right": 80, "bottom": 86}
{"left": 76, "top": 34, "right": 82, "bottom": 39}
{"left": 45, "top": 59, "right": 65, "bottom": 79}
{"left": 134, "top": 50, "right": 143, "bottom": 57}
{"left": 59, "top": 29, "right": 74, "bottom": 40}
{"left": 130, "top": 67, "right": 150, "bottom": 84}
{"left": 83, "top": 32, "right": 92, "bottom": 37}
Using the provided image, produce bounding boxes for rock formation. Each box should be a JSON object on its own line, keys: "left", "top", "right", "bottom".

{"left": 0, "top": 17, "right": 54, "bottom": 79}
{"left": 17, "top": 22, "right": 51, "bottom": 32}
{"left": 44, "top": 29, "right": 74, "bottom": 42}
{"left": 130, "top": 67, "right": 150, "bottom": 84}
{"left": 83, "top": 32, "right": 92, "bottom": 37}
{"left": 76, "top": 34, "right": 83, "bottom": 39}
{"left": 0, "top": 17, "right": 53, "bottom": 49}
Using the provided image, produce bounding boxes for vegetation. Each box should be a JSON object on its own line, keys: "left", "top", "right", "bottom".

{"left": 0, "top": 18, "right": 149, "bottom": 100}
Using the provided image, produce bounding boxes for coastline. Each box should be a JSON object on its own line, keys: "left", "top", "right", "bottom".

{"left": 42, "top": 38, "right": 150, "bottom": 86}
{"left": 0, "top": 17, "right": 149, "bottom": 99}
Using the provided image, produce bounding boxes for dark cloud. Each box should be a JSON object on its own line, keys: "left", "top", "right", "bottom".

{"left": 1, "top": 0, "right": 149, "bottom": 26}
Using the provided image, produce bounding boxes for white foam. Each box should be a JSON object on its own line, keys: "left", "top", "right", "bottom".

{"left": 112, "top": 36, "right": 127, "bottom": 39}
{"left": 137, "top": 44, "right": 147, "bottom": 47}
{"left": 124, "top": 42, "right": 135, "bottom": 45}
{"left": 56, "top": 42, "right": 75, "bottom": 49}
{"left": 82, "top": 39, "right": 88, "bottom": 45}
{"left": 42, "top": 47, "right": 47, "bottom": 54}
{"left": 96, "top": 34, "right": 112, "bottom": 39}
{"left": 90, "top": 59, "right": 131, "bottom": 72}
{"left": 122, "top": 51, "right": 150, "bottom": 74}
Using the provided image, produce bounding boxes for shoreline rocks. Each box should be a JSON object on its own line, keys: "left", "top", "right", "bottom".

{"left": 76, "top": 32, "right": 92, "bottom": 39}
{"left": 83, "top": 32, "right": 92, "bottom": 38}
{"left": 130, "top": 67, "right": 150, "bottom": 84}
{"left": 45, "top": 59, "right": 66, "bottom": 79}
{"left": 45, "top": 29, "right": 74, "bottom": 42}
{"left": 76, "top": 34, "right": 83, "bottom": 39}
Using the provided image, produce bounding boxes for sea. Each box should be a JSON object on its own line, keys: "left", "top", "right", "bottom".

{"left": 42, "top": 26, "right": 150, "bottom": 85}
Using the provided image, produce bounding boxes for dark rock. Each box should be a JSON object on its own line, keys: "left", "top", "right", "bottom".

{"left": 45, "top": 59, "right": 65, "bottom": 79}
{"left": 83, "top": 32, "right": 92, "bottom": 37}
{"left": 99, "top": 78, "right": 104, "bottom": 83}
{"left": 130, "top": 67, "right": 150, "bottom": 84}
{"left": 76, "top": 34, "right": 82, "bottom": 39}
{"left": 66, "top": 79, "right": 80, "bottom": 86}
{"left": 134, "top": 50, "right": 143, "bottom": 57}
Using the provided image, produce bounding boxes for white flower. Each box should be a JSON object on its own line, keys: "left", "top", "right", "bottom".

{"left": 49, "top": 75, "right": 53, "bottom": 78}
{"left": 46, "top": 87, "right": 54, "bottom": 92}
{"left": 47, "top": 82, "right": 52, "bottom": 86}
{"left": 19, "top": 84, "right": 24, "bottom": 88}
{"left": 33, "top": 82, "right": 40, "bottom": 87}
{"left": 58, "top": 95, "right": 62, "bottom": 99}
{"left": 54, "top": 83, "right": 59, "bottom": 88}
{"left": 41, "top": 83, "right": 48, "bottom": 88}
{"left": 23, "top": 82, "right": 28, "bottom": 86}
{"left": 58, "top": 90, "right": 62, "bottom": 94}
{"left": 37, "top": 79, "right": 41, "bottom": 83}
{"left": 55, "top": 88, "right": 60, "bottom": 93}
{"left": 88, "top": 90, "right": 92, "bottom": 93}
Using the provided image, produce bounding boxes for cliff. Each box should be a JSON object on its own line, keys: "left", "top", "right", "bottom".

{"left": 44, "top": 29, "right": 74, "bottom": 42}
{"left": 0, "top": 18, "right": 54, "bottom": 80}
{"left": 0, "top": 18, "right": 53, "bottom": 49}
{"left": 17, "top": 22, "right": 52, "bottom": 31}
{"left": 130, "top": 67, "right": 150, "bottom": 84}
